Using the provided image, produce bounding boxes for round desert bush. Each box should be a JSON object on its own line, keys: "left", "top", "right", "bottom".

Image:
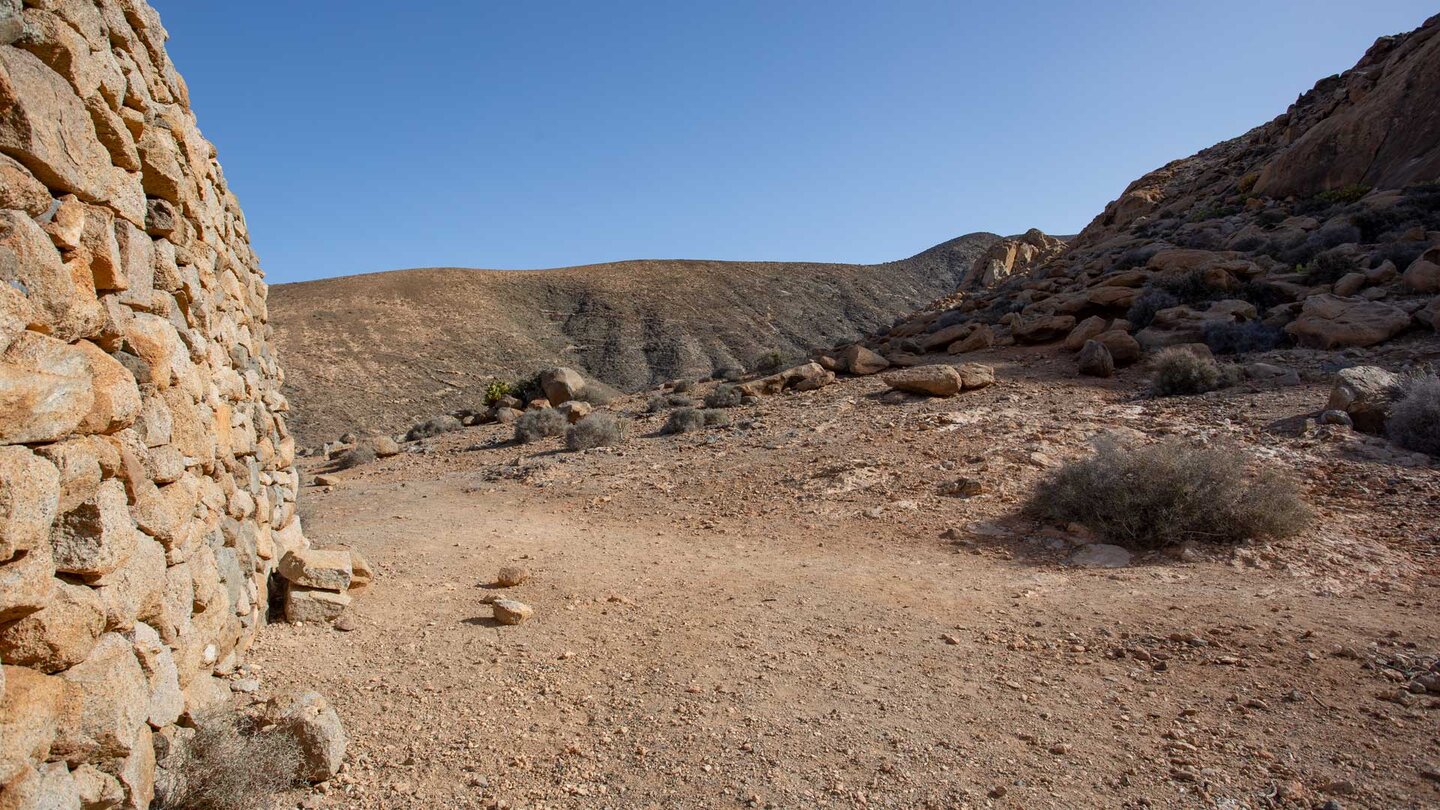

{"left": 701, "top": 408, "right": 730, "bottom": 427}
{"left": 1025, "top": 437, "right": 1311, "bottom": 550}
{"left": 1125, "top": 288, "right": 1179, "bottom": 330}
{"left": 1150, "top": 348, "right": 1228, "bottom": 396}
{"left": 405, "top": 415, "right": 461, "bottom": 441}
{"left": 752, "top": 350, "right": 785, "bottom": 374}
{"left": 671, "top": 378, "right": 696, "bottom": 393}
{"left": 332, "top": 444, "right": 376, "bottom": 470}
{"left": 703, "top": 383, "right": 744, "bottom": 409}
{"left": 1202, "top": 320, "right": 1288, "bottom": 356}
{"left": 711, "top": 366, "right": 744, "bottom": 382}
{"left": 513, "top": 408, "right": 567, "bottom": 444}
{"left": 1387, "top": 372, "right": 1440, "bottom": 456}
{"left": 662, "top": 407, "right": 706, "bottom": 435}
{"left": 572, "top": 380, "right": 622, "bottom": 405}
{"left": 565, "top": 412, "right": 625, "bottom": 451}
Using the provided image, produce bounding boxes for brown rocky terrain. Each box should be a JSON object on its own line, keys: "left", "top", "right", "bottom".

{"left": 262, "top": 344, "right": 1439, "bottom": 809}
{"left": 268, "top": 234, "right": 1001, "bottom": 445}
{"left": 848, "top": 15, "right": 1440, "bottom": 379}
{"left": 6, "top": 4, "right": 1440, "bottom": 810}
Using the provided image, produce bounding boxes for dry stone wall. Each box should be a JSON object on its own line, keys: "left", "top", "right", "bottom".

{"left": 0, "top": 1, "right": 309, "bottom": 806}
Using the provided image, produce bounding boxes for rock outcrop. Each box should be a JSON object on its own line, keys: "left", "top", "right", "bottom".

{"left": 0, "top": 2, "right": 309, "bottom": 805}
{"left": 832, "top": 14, "right": 1440, "bottom": 373}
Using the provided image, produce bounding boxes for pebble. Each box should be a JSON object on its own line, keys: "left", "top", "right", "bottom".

{"left": 493, "top": 598, "right": 535, "bottom": 625}
{"left": 496, "top": 566, "right": 531, "bottom": 587}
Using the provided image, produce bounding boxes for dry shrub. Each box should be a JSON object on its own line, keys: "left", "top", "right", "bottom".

{"left": 1387, "top": 372, "right": 1440, "bottom": 456}
{"left": 662, "top": 407, "right": 705, "bottom": 435}
{"left": 405, "top": 415, "right": 461, "bottom": 441}
{"left": 1025, "top": 437, "right": 1310, "bottom": 550}
{"left": 331, "top": 444, "right": 376, "bottom": 470}
{"left": 1150, "top": 348, "right": 1231, "bottom": 396}
{"left": 565, "top": 412, "right": 625, "bottom": 450}
{"left": 701, "top": 409, "right": 730, "bottom": 427}
{"left": 513, "top": 408, "right": 567, "bottom": 444}
{"left": 155, "top": 711, "right": 301, "bottom": 810}
{"left": 573, "top": 381, "right": 623, "bottom": 405}
{"left": 703, "top": 383, "right": 744, "bottom": 409}
{"left": 671, "top": 379, "right": 696, "bottom": 393}
{"left": 711, "top": 366, "right": 744, "bottom": 382}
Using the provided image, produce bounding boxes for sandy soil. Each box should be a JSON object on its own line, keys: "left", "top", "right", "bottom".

{"left": 251, "top": 346, "right": 1439, "bottom": 809}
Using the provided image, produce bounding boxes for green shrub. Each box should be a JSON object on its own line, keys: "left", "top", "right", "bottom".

{"left": 1024, "top": 437, "right": 1311, "bottom": 550}
{"left": 1315, "top": 184, "right": 1371, "bottom": 205}
{"left": 565, "top": 412, "right": 625, "bottom": 450}
{"left": 484, "top": 380, "right": 514, "bottom": 405}
{"left": 154, "top": 711, "right": 301, "bottom": 810}
{"left": 703, "top": 383, "right": 744, "bottom": 409}
{"left": 513, "top": 408, "right": 567, "bottom": 444}
{"left": 1387, "top": 372, "right": 1440, "bottom": 456}
{"left": 1150, "top": 348, "right": 1229, "bottom": 396}
{"left": 662, "top": 407, "right": 706, "bottom": 435}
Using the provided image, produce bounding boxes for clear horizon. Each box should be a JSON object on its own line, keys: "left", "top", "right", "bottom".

{"left": 154, "top": 1, "right": 1435, "bottom": 284}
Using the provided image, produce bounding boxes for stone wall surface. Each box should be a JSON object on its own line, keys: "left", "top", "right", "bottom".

{"left": 0, "top": 1, "right": 308, "bottom": 806}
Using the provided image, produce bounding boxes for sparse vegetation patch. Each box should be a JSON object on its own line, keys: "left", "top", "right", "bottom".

{"left": 1025, "top": 437, "right": 1311, "bottom": 550}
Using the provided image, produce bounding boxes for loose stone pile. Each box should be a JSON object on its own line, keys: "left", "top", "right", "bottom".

{"left": 0, "top": 1, "right": 329, "bottom": 805}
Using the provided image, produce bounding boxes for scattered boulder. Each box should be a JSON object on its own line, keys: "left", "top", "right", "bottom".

{"left": 1285, "top": 295, "right": 1412, "bottom": 349}
{"left": 540, "top": 367, "right": 587, "bottom": 405}
{"left": 1077, "top": 340, "right": 1115, "bottom": 378}
{"left": 1326, "top": 366, "right": 1401, "bottom": 433}
{"left": 1063, "top": 316, "right": 1109, "bottom": 352}
{"left": 495, "top": 566, "right": 530, "bottom": 587}
{"left": 556, "top": 400, "right": 593, "bottom": 424}
{"left": 947, "top": 323, "right": 994, "bottom": 354}
{"left": 277, "top": 549, "right": 353, "bottom": 591}
{"left": 371, "top": 436, "right": 400, "bottom": 457}
{"left": 955, "top": 362, "right": 995, "bottom": 390}
{"left": 492, "top": 598, "right": 534, "bottom": 626}
{"left": 263, "top": 690, "right": 346, "bottom": 782}
{"left": 841, "top": 345, "right": 889, "bottom": 375}
{"left": 883, "top": 365, "right": 963, "bottom": 397}
{"left": 1013, "top": 315, "right": 1077, "bottom": 344}
{"left": 1402, "top": 249, "right": 1440, "bottom": 293}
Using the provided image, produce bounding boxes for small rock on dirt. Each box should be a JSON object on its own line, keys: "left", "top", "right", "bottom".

{"left": 492, "top": 598, "right": 534, "bottom": 625}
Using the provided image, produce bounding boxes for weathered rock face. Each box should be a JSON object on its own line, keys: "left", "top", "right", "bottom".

{"left": 0, "top": 2, "right": 306, "bottom": 805}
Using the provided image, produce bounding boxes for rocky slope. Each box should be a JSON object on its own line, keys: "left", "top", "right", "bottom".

{"left": 845, "top": 14, "right": 1440, "bottom": 374}
{"left": 269, "top": 233, "right": 1001, "bottom": 444}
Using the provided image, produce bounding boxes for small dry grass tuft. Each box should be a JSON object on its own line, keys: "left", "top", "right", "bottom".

{"left": 703, "top": 384, "right": 744, "bottom": 409}
{"left": 513, "top": 408, "right": 567, "bottom": 444}
{"left": 662, "top": 407, "right": 706, "bottom": 435}
{"left": 1149, "top": 348, "right": 1230, "bottom": 396}
{"left": 566, "top": 412, "right": 625, "bottom": 450}
{"left": 1387, "top": 372, "right": 1440, "bottom": 456}
{"left": 1025, "top": 437, "right": 1311, "bottom": 550}
{"left": 573, "top": 381, "right": 623, "bottom": 405}
{"left": 155, "top": 711, "right": 302, "bottom": 810}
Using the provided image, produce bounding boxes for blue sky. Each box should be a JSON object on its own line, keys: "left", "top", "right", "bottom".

{"left": 154, "top": 1, "right": 1435, "bottom": 284}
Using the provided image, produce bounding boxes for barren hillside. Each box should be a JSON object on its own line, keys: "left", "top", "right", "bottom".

{"left": 269, "top": 234, "right": 999, "bottom": 443}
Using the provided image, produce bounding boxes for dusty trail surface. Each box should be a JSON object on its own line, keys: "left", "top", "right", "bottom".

{"left": 255, "top": 349, "right": 1439, "bottom": 809}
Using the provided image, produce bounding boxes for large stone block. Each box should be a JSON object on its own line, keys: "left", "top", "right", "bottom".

{"left": 0, "top": 210, "right": 104, "bottom": 342}
{"left": 50, "top": 479, "right": 136, "bottom": 578}
{"left": 0, "top": 445, "right": 59, "bottom": 562}
{"left": 51, "top": 632, "right": 149, "bottom": 763}
{"left": 91, "top": 531, "right": 165, "bottom": 632}
{"left": 0, "top": 665, "right": 66, "bottom": 783}
{"left": 0, "top": 543, "right": 56, "bottom": 624}
{"left": 127, "top": 621, "right": 181, "bottom": 729}
{"left": 0, "top": 48, "right": 112, "bottom": 199}
{"left": 0, "top": 331, "right": 94, "bottom": 444}
{"left": 0, "top": 580, "right": 105, "bottom": 672}
{"left": 277, "top": 548, "right": 352, "bottom": 591}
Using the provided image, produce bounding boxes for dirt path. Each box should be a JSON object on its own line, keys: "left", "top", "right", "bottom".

{"left": 253, "top": 352, "right": 1440, "bottom": 809}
